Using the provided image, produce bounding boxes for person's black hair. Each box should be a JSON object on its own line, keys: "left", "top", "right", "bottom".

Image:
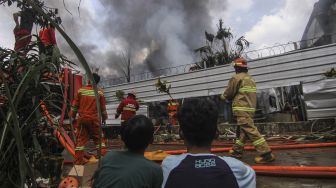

{"left": 177, "top": 98, "right": 218, "bottom": 147}
{"left": 121, "top": 115, "right": 154, "bottom": 152}
{"left": 41, "top": 18, "right": 48, "bottom": 28}
{"left": 128, "top": 93, "right": 135, "bottom": 97}
{"left": 92, "top": 73, "right": 100, "bottom": 84}
{"left": 48, "top": 22, "right": 55, "bottom": 28}
{"left": 234, "top": 66, "right": 248, "bottom": 73}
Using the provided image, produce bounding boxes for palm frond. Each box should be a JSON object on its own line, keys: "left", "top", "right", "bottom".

{"left": 235, "top": 36, "right": 250, "bottom": 53}
{"left": 194, "top": 19, "right": 250, "bottom": 68}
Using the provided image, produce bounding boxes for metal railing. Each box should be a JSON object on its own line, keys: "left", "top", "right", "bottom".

{"left": 100, "top": 63, "right": 198, "bottom": 87}
{"left": 244, "top": 33, "right": 336, "bottom": 59}
{"left": 101, "top": 33, "right": 336, "bottom": 87}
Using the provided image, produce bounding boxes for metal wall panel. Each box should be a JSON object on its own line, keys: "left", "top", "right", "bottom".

{"left": 104, "top": 44, "right": 336, "bottom": 106}
{"left": 303, "top": 78, "right": 336, "bottom": 120}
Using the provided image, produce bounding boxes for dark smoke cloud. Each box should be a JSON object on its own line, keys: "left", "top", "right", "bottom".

{"left": 43, "top": 0, "right": 227, "bottom": 78}
{"left": 99, "top": 0, "right": 214, "bottom": 71}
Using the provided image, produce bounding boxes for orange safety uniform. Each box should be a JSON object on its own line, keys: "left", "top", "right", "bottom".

{"left": 39, "top": 27, "right": 57, "bottom": 46}
{"left": 116, "top": 95, "right": 139, "bottom": 124}
{"left": 167, "top": 100, "right": 179, "bottom": 126}
{"left": 69, "top": 84, "right": 108, "bottom": 165}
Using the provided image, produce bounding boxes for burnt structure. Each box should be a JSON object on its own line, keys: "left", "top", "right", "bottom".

{"left": 301, "top": 0, "right": 336, "bottom": 48}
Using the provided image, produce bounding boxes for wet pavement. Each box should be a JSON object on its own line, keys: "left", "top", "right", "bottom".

{"left": 256, "top": 176, "right": 336, "bottom": 188}
{"left": 146, "top": 142, "right": 336, "bottom": 188}
{"left": 146, "top": 141, "right": 336, "bottom": 166}
{"left": 229, "top": 148, "right": 336, "bottom": 188}
{"left": 65, "top": 139, "right": 336, "bottom": 187}
{"left": 237, "top": 147, "right": 336, "bottom": 166}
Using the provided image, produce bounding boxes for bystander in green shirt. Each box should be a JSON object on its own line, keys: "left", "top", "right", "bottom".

{"left": 93, "top": 150, "right": 163, "bottom": 188}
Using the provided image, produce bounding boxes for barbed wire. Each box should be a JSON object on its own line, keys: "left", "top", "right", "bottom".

{"left": 101, "top": 33, "right": 336, "bottom": 87}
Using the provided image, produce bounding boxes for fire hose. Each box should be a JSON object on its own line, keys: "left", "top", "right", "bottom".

{"left": 63, "top": 157, "right": 336, "bottom": 179}
{"left": 40, "top": 100, "right": 75, "bottom": 157}
{"left": 252, "top": 166, "right": 336, "bottom": 178}
{"left": 164, "top": 142, "right": 336, "bottom": 155}
{"left": 252, "top": 166, "right": 336, "bottom": 172}
{"left": 63, "top": 142, "right": 336, "bottom": 178}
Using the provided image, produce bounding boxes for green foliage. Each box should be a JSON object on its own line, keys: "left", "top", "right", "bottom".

{"left": 155, "top": 77, "right": 173, "bottom": 99}
{"left": 0, "top": 39, "right": 71, "bottom": 187}
{"left": 155, "top": 77, "right": 170, "bottom": 93}
{"left": 115, "top": 90, "right": 125, "bottom": 101}
{"left": 323, "top": 67, "right": 336, "bottom": 78}
{"left": 194, "top": 19, "right": 250, "bottom": 69}
{"left": 0, "top": 1, "right": 97, "bottom": 187}
{"left": 0, "top": 0, "right": 61, "bottom": 25}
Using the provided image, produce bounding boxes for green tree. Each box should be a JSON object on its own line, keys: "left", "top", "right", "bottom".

{"left": 0, "top": 0, "right": 104, "bottom": 187}
{"left": 194, "top": 19, "right": 250, "bottom": 69}
{"left": 116, "top": 49, "right": 132, "bottom": 83}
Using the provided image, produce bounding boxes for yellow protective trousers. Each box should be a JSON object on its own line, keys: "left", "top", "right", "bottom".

{"left": 232, "top": 116, "right": 271, "bottom": 154}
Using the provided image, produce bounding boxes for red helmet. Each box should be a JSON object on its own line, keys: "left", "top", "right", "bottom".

{"left": 232, "top": 57, "right": 247, "bottom": 68}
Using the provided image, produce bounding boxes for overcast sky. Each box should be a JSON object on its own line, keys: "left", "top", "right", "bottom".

{"left": 0, "top": 0, "right": 317, "bottom": 77}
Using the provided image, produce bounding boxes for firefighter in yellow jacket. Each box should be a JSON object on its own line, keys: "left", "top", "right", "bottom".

{"left": 220, "top": 57, "right": 275, "bottom": 163}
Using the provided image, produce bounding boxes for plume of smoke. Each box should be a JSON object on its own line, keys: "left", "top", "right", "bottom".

{"left": 42, "top": 0, "right": 227, "bottom": 77}
{"left": 100, "top": 0, "right": 216, "bottom": 72}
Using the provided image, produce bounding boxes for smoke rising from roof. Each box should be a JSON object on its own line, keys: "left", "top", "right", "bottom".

{"left": 44, "top": 0, "right": 227, "bottom": 77}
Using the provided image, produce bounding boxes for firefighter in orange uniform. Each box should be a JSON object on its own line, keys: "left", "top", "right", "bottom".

{"left": 167, "top": 99, "right": 179, "bottom": 132}
{"left": 115, "top": 91, "right": 139, "bottom": 127}
{"left": 221, "top": 57, "right": 275, "bottom": 164}
{"left": 38, "top": 19, "right": 57, "bottom": 55}
{"left": 69, "top": 73, "right": 108, "bottom": 165}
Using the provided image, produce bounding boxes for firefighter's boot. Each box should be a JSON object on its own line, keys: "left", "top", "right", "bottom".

{"left": 229, "top": 149, "right": 243, "bottom": 159}
{"left": 87, "top": 156, "right": 99, "bottom": 164}
{"left": 254, "top": 152, "right": 275, "bottom": 164}
{"left": 230, "top": 139, "right": 244, "bottom": 158}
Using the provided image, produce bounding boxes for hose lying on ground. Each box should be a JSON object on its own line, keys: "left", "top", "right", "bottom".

{"left": 165, "top": 142, "right": 336, "bottom": 155}
{"left": 253, "top": 166, "right": 336, "bottom": 179}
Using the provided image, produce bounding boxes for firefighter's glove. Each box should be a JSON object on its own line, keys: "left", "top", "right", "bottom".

{"left": 220, "top": 94, "right": 226, "bottom": 100}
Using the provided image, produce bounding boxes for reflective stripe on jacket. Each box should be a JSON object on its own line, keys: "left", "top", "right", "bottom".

{"left": 167, "top": 100, "right": 179, "bottom": 112}
{"left": 221, "top": 73, "right": 257, "bottom": 117}
{"left": 69, "top": 85, "right": 108, "bottom": 121}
